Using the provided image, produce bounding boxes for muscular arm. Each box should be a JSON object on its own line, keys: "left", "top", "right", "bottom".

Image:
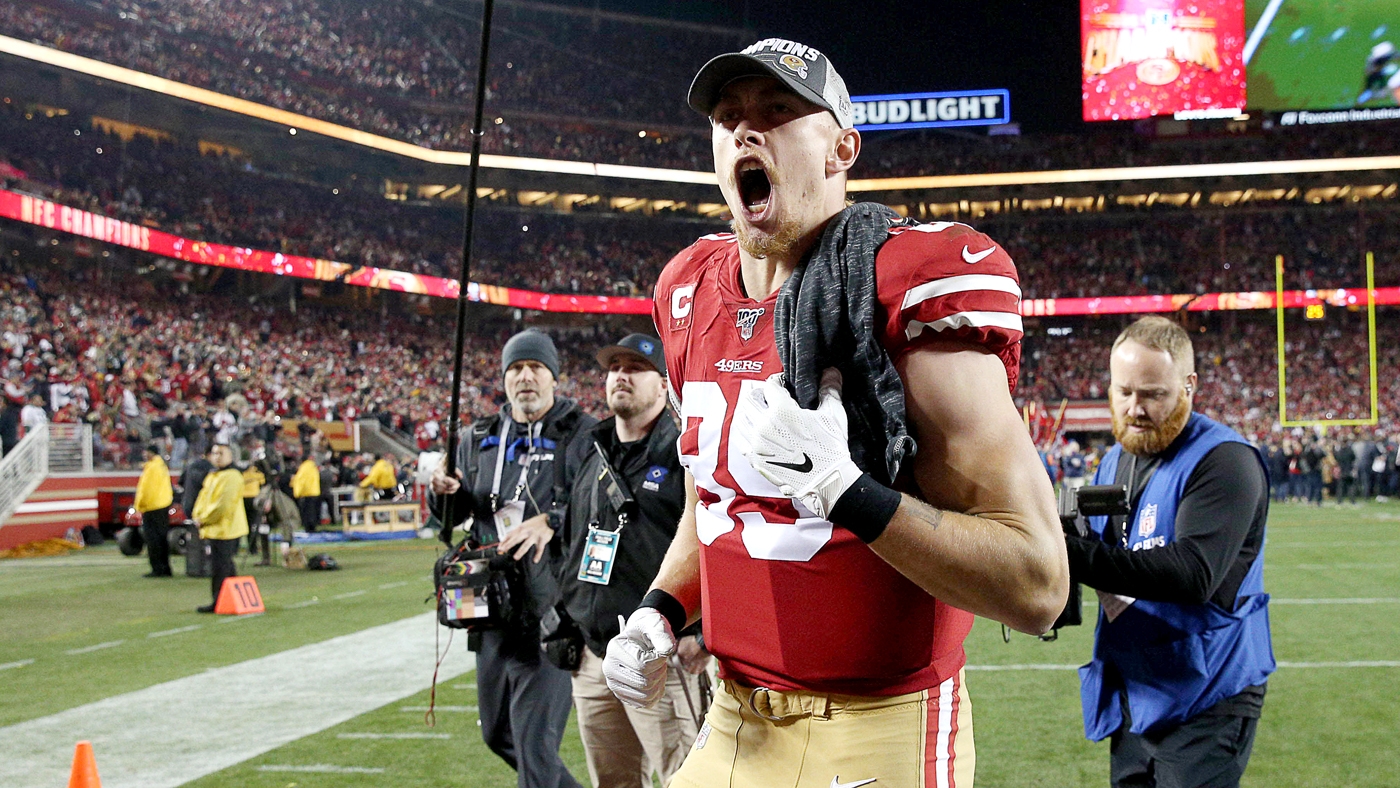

{"left": 646, "top": 470, "right": 703, "bottom": 628}
{"left": 869, "top": 343, "right": 1069, "bottom": 634}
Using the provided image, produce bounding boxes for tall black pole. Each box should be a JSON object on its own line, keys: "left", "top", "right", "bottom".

{"left": 441, "top": 0, "right": 496, "bottom": 542}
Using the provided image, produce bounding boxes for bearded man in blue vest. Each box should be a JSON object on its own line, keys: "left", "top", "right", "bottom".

{"left": 1066, "top": 316, "right": 1274, "bottom": 788}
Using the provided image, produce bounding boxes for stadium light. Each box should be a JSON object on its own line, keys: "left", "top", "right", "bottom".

{"left": 0, "top": 35, "right": 716, "bottom": 186}
{"left": 9, "top": 33, "right": 1400, "bottom": 194}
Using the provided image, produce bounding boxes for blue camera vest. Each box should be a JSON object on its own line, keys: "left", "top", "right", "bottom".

{"left": 1080, "top": 412, "right": 1275, "bottom": 740}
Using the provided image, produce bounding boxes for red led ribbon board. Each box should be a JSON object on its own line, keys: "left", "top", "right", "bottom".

{"left": 7, "top": 187, "right": 1395, "bottom": 317}
{"left": 1082, "top": 0, "right": 1246, "bottom": 121}
{"left": 0, "top": 188, "right": 651, "bottom": 315}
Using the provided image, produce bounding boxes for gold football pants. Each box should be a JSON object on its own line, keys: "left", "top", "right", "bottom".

{"left": 670, "top": 671, "right": 974, "bottom": 788}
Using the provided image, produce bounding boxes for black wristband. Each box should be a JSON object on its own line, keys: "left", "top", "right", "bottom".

{"left": 829, "top": 472, "right": 902, "bottom": 543}
{"left": 639, "top": 589, "right": 687, "bottom": 635}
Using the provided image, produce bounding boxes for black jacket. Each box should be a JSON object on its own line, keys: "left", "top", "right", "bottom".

{"left": 429, "top": 397, "right": 596, "bottom": 651}
{"left": 180, "top": 458, "right": 214, "bottom": 515}
{"left": 559, "top": 413, "right": 686, "bottom": 657}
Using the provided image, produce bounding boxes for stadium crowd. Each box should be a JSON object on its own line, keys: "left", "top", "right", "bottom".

{"left": 0, "top": 104, "right": 708, "bottom": 294}
{"left": 4, "top": 0, "right": 1400, "bottom": 175}
{"left": 2, "top": 231, "right": 1396, "bottom": 478}
{"left": 4, "top": 104, "right": 1400, "bottom": 300}
{"left": 0, "top": 251, "right": 624, "bottom": 470}
{"left": 1021, "top": 314, "right": 1398, "bottom": 442}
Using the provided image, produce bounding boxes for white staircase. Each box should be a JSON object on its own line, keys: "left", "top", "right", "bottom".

{"left": 0, "top": 425, "right": 50, "bottom": 527}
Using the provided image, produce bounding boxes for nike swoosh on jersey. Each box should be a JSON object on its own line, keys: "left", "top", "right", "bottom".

{"left": 770, "top": 454, "right": 814, "bottom": 473}
{"left": 962, "top": 245, "right": 996, "bottom": 264}
{"left": 831, "top": 778, "right": 878, "bottom": 788}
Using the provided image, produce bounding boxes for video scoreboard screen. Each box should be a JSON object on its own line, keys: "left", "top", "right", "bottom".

{"left": 1082, "top": 0, "right": 1247, "bottom": 121}
{"left": 1245, "top": 0, "right": 1400, "bottom": 121}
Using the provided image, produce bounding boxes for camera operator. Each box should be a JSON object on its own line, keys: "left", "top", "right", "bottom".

{"left": 555, "top": 334, "right": 708, "bottom": 788}
{"left": 430, "top": 329, "right": 594, "bottom": 788}
{"left": 1066, "top": 317, "right": 1274, "bottom": 788}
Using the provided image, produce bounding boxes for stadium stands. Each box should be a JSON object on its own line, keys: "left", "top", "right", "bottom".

{"left": 0, "top": 250, "right": 624, "bottom": 467}
{"left": 3, "top": 0, "right": 1399, "bottom": 175}
{"left": 4, "top": 103, "right": 1397, "bottom": 300}
{"left": 1021, "top": 314, "right": 1397, "bottom": 442}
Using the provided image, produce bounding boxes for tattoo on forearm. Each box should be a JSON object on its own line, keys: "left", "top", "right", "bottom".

{"left": 910, "top": 498, "right": 944, "bottom": 532}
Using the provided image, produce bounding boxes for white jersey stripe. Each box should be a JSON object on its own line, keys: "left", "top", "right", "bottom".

{"left": 935, "top": 675, "right": 955, "bottom": 788}
{"left": 906, "top": 310, "right": 1024, "bottom": 342}
{"left": 901, "top": 274, "right": 1022, "bottom": 311}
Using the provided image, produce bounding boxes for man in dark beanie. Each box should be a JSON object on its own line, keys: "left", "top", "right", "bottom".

{"left": 430, "top": 328, "right": 595, "bottom": 788}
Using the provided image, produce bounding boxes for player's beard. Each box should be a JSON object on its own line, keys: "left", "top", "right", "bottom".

{"left": 1113, "top": 389, "right": 1192, "bottom": 457}
{"left": 732, "top": 215, "right": 804, "bottom": 260}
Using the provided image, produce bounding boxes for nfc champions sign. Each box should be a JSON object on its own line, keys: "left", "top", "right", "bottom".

{"left": 850, "top": 89, "right": 1011, "bottom": 131}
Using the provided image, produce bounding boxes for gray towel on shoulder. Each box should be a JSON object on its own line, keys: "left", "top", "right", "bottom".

{"left": 772, "top": 202, "right": 917, "bottom": 485}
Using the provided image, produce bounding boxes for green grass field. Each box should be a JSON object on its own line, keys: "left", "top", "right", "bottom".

{"left": 1246, "top": 0, "right": 1400, "bottom": 110}
{"left": 2, "top": 502, "right": 1398, "bottom": 787}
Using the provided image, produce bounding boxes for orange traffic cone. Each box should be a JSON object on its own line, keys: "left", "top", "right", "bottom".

{"left": 68, "top": 740, "right": 101, "bottom": 788}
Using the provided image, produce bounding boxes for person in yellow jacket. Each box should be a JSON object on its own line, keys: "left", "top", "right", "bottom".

{"left": 292, "top": 455, "right": 322, "bottom": 532}
{"left": 191, "top": 443, "right": 249, "bottom": 613}
{"left": 359, "top": 453, "right": 399, "bottom": 501}
{"left": 134, "top": 445, "right": 174, "bottom": 578}
{"left": 242, "top": 455, "right": 270, "bottom": 566}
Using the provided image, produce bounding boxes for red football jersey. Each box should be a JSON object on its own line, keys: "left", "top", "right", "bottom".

{"left": 652, "top": 222, "right": 1023, "bottom": 696}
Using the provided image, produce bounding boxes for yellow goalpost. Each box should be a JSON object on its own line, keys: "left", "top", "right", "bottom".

{"left": 1274, "top": 252, "right": 1379, "bottom": 428}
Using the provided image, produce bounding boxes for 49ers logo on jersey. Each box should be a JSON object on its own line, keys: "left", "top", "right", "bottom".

{"left": 735, "top": 307, "right": 765, "bottom": 341}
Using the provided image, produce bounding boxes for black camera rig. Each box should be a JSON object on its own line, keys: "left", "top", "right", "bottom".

{"left": 1039, "top": 483, "right": 1133, "bottom": 638}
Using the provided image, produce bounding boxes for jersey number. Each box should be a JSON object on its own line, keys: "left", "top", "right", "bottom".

{"left": 679, "top": 381, "right": 831, "bottom": 562}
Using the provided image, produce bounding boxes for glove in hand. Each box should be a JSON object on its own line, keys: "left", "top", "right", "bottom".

{"left": 602, "top": 608, "right": 676, "bottom": 709}
{"left": 738, "top": 369, "right": 863, "bottom": 520}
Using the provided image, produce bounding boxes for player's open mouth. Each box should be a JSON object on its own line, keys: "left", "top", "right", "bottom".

{"left": 736, "top": 159, "right": 772, "bottom": 220}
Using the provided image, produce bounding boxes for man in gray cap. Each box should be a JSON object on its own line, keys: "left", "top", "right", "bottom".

{"left": 431, "top": 328, "right": 595, "bottom": 788}
{"left": 602, "top": 38, "right": 1067, "bottom": 788}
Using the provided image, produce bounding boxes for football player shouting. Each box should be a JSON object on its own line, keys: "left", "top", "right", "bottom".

{"left": 602, "top": 38, "right": 1069, "bottom": 788}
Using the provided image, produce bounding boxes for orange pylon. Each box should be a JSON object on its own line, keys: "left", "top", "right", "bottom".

{"left": 68, "top": 740, "right": 101, "bottom": 788}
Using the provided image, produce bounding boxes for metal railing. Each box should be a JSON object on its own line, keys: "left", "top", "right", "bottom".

{"left": 47, "top": 423, "right": 93, "bottom": 473}
{"left": 0, "top": 424, "right": 50, "bottom": 527}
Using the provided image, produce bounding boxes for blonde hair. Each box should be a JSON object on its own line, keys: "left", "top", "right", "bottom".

{"left": 1112, "top": 316, "right": 1195, "bottom": 377}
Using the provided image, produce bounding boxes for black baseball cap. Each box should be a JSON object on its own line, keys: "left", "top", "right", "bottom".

{"left": 688, "top": 38, "right": 854, "bottom": 129}
{"left": 597, "top": 334, "right": 665, "bottom": 375}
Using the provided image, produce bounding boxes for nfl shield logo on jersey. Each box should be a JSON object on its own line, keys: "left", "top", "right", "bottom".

{"left": 1138, "top": 503, "right": 1158, "bottom": 538}
{"left": 735, "top": 307, "right": 765, "bottom": 341}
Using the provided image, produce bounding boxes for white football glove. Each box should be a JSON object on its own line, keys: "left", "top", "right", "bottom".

{"left": 738, "top": 369, "right": 863, "bottom": 520}
{"left": 602, "top": 608, "right": 676, "bottom": 709}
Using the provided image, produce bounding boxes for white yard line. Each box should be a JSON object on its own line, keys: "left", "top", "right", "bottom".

{"left": 0, "top": 612, "right": 474, "bottom": 788}
{"left": 965, "top": 663, "right": 1081, "bottom": 672}
{"left": 1271, "top": 541, "right": 1400, "bottom": 548}
{"left": 1294, "top": 563, "right": 1398, "bottom": 570}
{"left": 256, "top": 764, "right": 386, "bottom": 774}
{"left": 337, "top": 732, "right": 452, "bottom": 739}
{"left": 1271, "top": 598, "right": 1400, "bottom": 605}
{"left": 966, "top": 661, "right": 1400, "bottom": 672}
{"left": 1276, "top": 660, "right": 1400, "bottom": 669}
{"left": 65, "top": 640, "right": 125, "bottom": 655}
{"left": 333, "top": 590, "right": 368, "bottom": 600}
{"left": 283, "top": 598, "right": 320, "bottom": 609}
{"left": 217, "top": 613, "right": 264, "bottom": 624}
{"left": 147, "top": 625, "right": 202, "bottom": 638}
{"left": 378, "top": 581, "right": 410, "bottom": 590}
{"left": 399, "top": 705, "right": 478, "bottom": 712}
{"left": 0, "top": 659, "right": 35, "bottom": 671}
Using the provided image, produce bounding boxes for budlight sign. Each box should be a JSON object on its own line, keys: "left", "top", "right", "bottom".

{"left": 849, "top": 89, "right": 1011, "bottom": 131}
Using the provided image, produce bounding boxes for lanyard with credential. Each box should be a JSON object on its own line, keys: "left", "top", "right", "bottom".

{"left": 488, "top": 416, "right": 541, "bottom": 513}
{"left": 488, "top": 415, "right": 512, "bottom": 512}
